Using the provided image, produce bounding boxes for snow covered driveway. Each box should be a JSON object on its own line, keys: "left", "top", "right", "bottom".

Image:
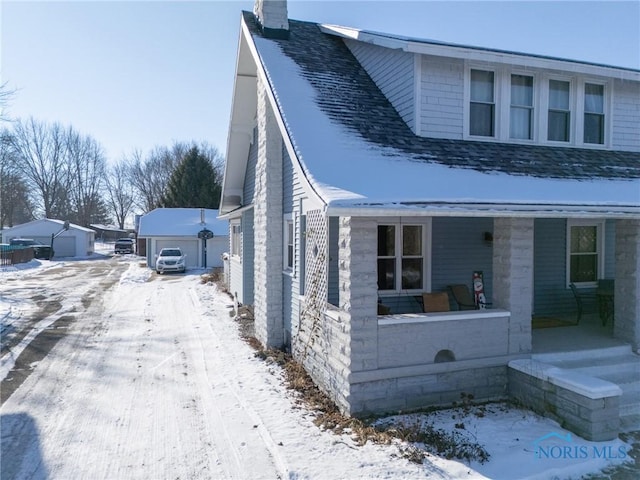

{"left": 0, "top": 259, "right": 427, "bottom": 480}
{"left": 3, "top": 257, "right": 632, "bottom": 480}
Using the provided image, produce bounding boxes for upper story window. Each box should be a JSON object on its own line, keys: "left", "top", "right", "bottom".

{"left": 470, "top": 69, "right": 495, "bottom": 137}
{"left": 510, "top": 74, "right": 534, "bottom": 140}
{"left": 548, "top": 79, "right": 571, "bottom": 142}
{"left": 584, "top": 83, "right": 605, "bottom": 144}
{"left": 378, "top": 224, "right": 425, "bottom": 292}
{"left": 465, "top": 65, "right": 609, "bottom": 148}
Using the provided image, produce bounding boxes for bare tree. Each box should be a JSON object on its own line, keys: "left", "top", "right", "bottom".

{"left": 126, "top": 146, "right": 180, "bottom": 213}
{"left": 9, "top": 117, "right": 69, "bottom": 218}
{"left": 0, "top": 128, "right": 33, "bottom": 229}
{"left": 0, "top": 81, "right": 17, "bottom": 123}
{"left": 104, "top": 160, "right": 135, "bottom": 229}
{"left": 126, "top": 141, "right": 224, "bottom": 213}
{"left": 65, "top": 126, "right": 107, "bottom": 226}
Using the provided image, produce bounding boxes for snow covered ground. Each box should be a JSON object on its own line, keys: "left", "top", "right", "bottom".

{"left": 0, "top": 247, "right": 635, "bottom": 479}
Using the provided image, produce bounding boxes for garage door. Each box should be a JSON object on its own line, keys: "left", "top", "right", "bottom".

{"left": 156, "top": 240, "right": 199, "bottom": 268}
{"left": 31, "top": 236, "right": 76, "bottom": 257}
{"left": 52, "top": 237, "right": 76, "bottom": 257}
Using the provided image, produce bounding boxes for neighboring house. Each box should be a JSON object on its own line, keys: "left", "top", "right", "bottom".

{"left": 138, "top": 208, "right": 228, "bottom": 269}
{"left": 2, "top": 219, "right": 95, "bottom": 257}
{"left": 89, "top": 224, "right": 131, "bottom": 243}
{"left": 220, "top": 1, "right": 640, "bottom": 440}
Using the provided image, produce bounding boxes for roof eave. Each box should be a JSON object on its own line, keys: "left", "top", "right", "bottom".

{"left": 220, "top": 16, "right": 259, "bottom": 216}
{"left": 320, "top": 25, "right": 640, "bottom": 81}
{"left": 326, "top": 202, "right": 640, "bottom": 219}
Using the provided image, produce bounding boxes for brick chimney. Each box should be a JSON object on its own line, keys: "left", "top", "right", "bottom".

{"left": 254, "top": 0, "right": 289, "bottom": 39}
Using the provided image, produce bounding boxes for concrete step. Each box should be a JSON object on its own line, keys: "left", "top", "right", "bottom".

{"left": 533, "top": 345, "right": 640, "bottom": 434}
{"left": 532, "top": 344, "right": 632, "bottom": 363}
{"left": 555, "top": 357, "right": 639, "bottom": 380}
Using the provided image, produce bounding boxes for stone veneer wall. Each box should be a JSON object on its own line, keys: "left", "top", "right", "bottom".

{"left": 294, "top": 217, "right": 379, "bottom": 414}
{"left": 509, "top": 360, "right": 621, "bottom": 442}
{"left": 615, "top": 219, "right": 640, "bottom": 350}
{"left": 492, "top": 217, "right": 534, "bottom": 355}
{"left": 253, "top": 77, "right": 284, "bottom": 348}
{"left": 295, "top": 216, "right": 517, "bottom": 416}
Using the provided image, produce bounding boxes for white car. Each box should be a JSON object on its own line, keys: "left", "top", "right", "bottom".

{"left": 155, "top": 247, "right": 186, "bottom": 274}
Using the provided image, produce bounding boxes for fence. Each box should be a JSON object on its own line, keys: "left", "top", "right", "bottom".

{"left": 0, "top": 245, "right": 35, "bottom": 267}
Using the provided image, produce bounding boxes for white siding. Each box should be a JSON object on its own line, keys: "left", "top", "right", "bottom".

{"left": 344, "top": 39, "right": 415, "bottom": 130}
{"left": 419, "top": 55, "right": 464, "bottom": 139}
{"left": 612, "top": 78, "right": 640, "bottom": 151}
{"left": 206, "top": 237, "right": 227, "bottom": 268}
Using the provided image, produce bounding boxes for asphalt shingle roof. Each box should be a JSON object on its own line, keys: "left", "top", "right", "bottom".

{"left": 244, "top": 11, "right": 640, "bottom": 182}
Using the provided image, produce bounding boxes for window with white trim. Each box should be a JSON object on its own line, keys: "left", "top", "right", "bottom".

{"left": 583, "top": 83, "right": 605, "bottom": 144}
{"left": 465, "top": 66, "right": 609, "bottom": 147}
{"left": 547, "top": 79, "right": 571, "bottom": 142}
{"left": 510, "top": 74, "right": 534, "bottom": 140}
{"left": 567, "top": 219, "right": 603, "bottom": 285}
{"left": 377, "top": 224, "right": 425, "bottom": 292}
{"left": 231, "top": 221, "right": 242, "bottom": 257}
{"left": 284, "top": 216, "right": 294, "bottom": 271}
{"left": 469, "top": 69, "right": 495, "bottom": 137}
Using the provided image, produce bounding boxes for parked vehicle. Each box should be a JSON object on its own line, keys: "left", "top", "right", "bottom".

{"left": 9, "top": 238, "right": 54, "bottom": 259}
{"left": 155, "top": 247, "right": 186, "bottom": 274}
{"left": 114, "top": 238, "right": 135, "bottom": 254}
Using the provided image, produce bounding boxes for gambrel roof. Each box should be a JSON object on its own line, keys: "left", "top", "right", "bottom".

{"left": 221, "top": 11, "right": 640, "bottom": 218}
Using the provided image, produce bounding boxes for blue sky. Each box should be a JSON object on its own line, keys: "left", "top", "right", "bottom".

{"left": 2, "top": 1, "right": 639, "bottom": 164}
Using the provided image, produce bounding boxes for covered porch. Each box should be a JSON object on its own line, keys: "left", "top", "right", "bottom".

{"left": 295, "top": 212, "right": 639, "bottom": 431}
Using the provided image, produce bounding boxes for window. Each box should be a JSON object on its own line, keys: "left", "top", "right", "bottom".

{"left": 548, "top": 79, "right": 570, "bottom": 142}
{"left": 284, "top": 218, "right": 294, "bottom": 271}
{"left": 377, "top": 224, "right": 424, "bottom": 291}
{"left": 567, "top": 220, "right": 603, "bottom": 285}
{"left": 231, "top": 222, "right": 242, "bottom": 257}
{"left": 470, "top": 70, "right": 495, "bottom": 137}
{"left": 584, "top": 83, "right": 604, "bottom": 144}
{"left": 510, "top": 74, "right": 534, "bottom": 140}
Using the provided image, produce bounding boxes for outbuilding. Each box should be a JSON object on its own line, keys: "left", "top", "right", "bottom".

{"left": 138, "top": 208, "right": 228, "bottom": 270}
{"left": 2, "top": 219, "right": 95, "bottom": 257}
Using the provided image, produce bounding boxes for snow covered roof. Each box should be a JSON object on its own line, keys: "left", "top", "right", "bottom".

{"left": 138, "top": 208, "right": 227, "bottom": 237}
{"left": 4, "top": 218, "right": 95, "bottom": 234}
{"left": 224, "top": 12, "right": 640, "bottom": 218}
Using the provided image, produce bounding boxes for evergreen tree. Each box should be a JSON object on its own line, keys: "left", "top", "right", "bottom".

{"left": 160, "top": 146, "right": 221, "bottom": 209}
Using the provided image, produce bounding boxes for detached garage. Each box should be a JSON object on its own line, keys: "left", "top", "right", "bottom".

{"left": 2, "top": 219, "right": 95, "bottom": 258}
{"left": 138, "top": 208, "right": 228, "bottom": 270}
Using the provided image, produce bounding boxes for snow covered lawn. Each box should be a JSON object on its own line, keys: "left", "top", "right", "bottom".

{"left": 1, "top": 255, "right": 635, "bottom": 479}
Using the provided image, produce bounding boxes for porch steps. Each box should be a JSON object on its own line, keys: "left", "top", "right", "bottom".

{"left": 532, "top": 345, "right": 640, "bottom": 432}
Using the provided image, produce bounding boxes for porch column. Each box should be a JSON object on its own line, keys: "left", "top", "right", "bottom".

{"left": 614, "top": 219, "right": 640, "bottom": 350}
{"left": 339, "top": 217, "right": 378, "bottom": 374}
{"left": 492, "top": 217, "right": 534, "bottom": 354}
{"left": 253, "top": 76, "right": 284, "bottom": 348}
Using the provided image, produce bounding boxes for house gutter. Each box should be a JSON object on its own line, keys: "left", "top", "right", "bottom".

{"left": 217, "top": 203, "right": 254, "bottom": 220}
{"left": 325, "top": 203, "right": 640, "bottom": 219}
